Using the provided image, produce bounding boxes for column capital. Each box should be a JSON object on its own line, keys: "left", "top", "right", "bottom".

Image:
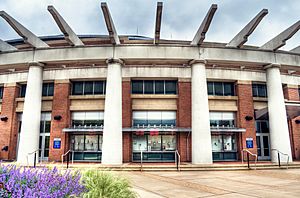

{"left": 264, "top": 63, "right": 281, "bottom": 70}
{"left": 28, "top": 62, "right": 44, "bottom": 68}
{"left": 106, "top": 58, "right": 124, "bottom": 65}
{"left": 189, "top": 59, "right": 207, "bottom": 66}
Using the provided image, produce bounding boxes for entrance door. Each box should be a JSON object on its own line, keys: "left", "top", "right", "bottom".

{"left": 256, "top": 134, "right": 270, "bottom": 160}
{"left": 39, "top": 113, "right": 51, "bottom": 161}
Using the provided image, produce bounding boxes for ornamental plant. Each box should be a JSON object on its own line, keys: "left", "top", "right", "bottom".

{"left": 0, "top": 165, "right": 85, "bottom": 198}
{"left": 82, "top": 170, "right": 137, "bottom": 198}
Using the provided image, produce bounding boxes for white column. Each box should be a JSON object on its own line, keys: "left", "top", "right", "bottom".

{"left": 17, "top": 63, "right": 43, "bottom": 165}
{"left": 191, "top": 61, "right": 213, "bottom": 164}
{"left": 265, "top": 64, "right": 292, "bottom": 162}
{"left": 102, "top": 59, "right": 123, "bottom": 165}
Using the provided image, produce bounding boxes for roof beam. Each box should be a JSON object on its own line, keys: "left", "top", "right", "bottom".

{"left": 259, "top": 20, "right": 300, "bottom": 51}
{"left": 154, "top": 2, "right": 163, "bottom": 45}
{"left": 47, "top": 5, "right": 84, "bottom": 46}
{"left": 226, "top": 9, "right": 268, "bottom": 48}
{"left": 191, "top": 4, "right": 217, "bottom": 46}
{"left": 0, "top": 39, "right": 17, "bottom": 52}
{"left": 0, "top": 11, "right": 49, "bottom": 48}
{"left": 101, "top": 2, "right": 120, "bottom": 45}
{"left": 290, "top": 46, "right": 300, "bottom": 53}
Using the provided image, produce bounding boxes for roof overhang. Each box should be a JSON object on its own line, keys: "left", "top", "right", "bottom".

{"left": 255, "top": 102, "right": 300, "bottom": 120}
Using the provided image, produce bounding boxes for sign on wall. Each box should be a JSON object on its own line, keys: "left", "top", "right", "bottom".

{"left": 246, "top": 138, "right": 253, "bottom": 148}
{"left": 53, "top": 138, "right": 61, "bottom": 149}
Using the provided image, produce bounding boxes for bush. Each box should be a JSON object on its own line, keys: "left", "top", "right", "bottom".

{"left": 0, "top": 165, "right": 85, "bottom": 198}
{"left": 82, "top": 170, "right": 137, "bottom": 198}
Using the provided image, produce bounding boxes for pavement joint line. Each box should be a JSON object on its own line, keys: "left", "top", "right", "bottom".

{"left": 214, "top": 176, "right": 277, "bottom": 188}
{"left": 139, "top": 172, "right": 232, "bottom": 195}
{"left": 133, "top": 186, "right": 168, "bottom": 198}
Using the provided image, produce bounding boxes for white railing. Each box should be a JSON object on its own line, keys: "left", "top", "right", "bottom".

{"left": 140, "top": 150, "right": 143, "bottom": 171}
{"left": 26, "top": 149, "right": 39, "bottom": 167}
{"left": 175, "top": 150, "right": 181, "bottom": 171}
{"left": 241, "top": 149, "right": 257, "bottom": 170}
{"left": 271, "top": 149, "right": 289, "bottom": 169}
{"left": 61, "top": 150, "right": 74, "bottom": 166}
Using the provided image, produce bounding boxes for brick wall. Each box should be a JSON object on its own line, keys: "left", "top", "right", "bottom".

{"left": 0, "top": 84, "right": 19, "bottom": 160}
{"left": 177, "top": 80, "right": 192, "bottom": 162}
{"left": 290, "top": 116, "right": 300, "bottom": 160}
{"left": 49, "top": 80, "right": 70, "bottom": 162}
{"left": 236, "top": 81, "right": 257, "bottom": 160}
{"left": 122, "top": 80, "right": 132, "bottom": 162}
{"left": 283, "top": 85, "right": 299, "bottom": 101}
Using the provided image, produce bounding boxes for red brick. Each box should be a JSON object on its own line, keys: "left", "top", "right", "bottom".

{"left": 283, "top": 86, "right": 299, "bottom": 101}
{"left": 290, "top": 116, "right": 300, "bottom": 160}
{"left": 0, "top": 85, "right": 19, "bottom": 160}
{"left": 122, "top": 80, "right": 132, "bottom": 162}
{"left": 48, "top": 81, "right": 70, "bottom": 161}
{"left": 236, "top": 82, "right": 257, "bottom": 160}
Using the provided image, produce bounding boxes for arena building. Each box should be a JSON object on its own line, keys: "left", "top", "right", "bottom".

{"left": 0, "top": 3, "right": 299, "bottom": 165}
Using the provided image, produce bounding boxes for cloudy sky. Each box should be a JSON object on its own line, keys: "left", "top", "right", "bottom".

{"left": 0, "top": 0, "right": 299, "bottom": 50}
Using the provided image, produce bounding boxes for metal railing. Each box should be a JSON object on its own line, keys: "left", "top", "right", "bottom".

{"left": 61, "top": 150, "right": 74, "bottom": 169}
{"left": 26, "top": 149, "right": 39, "bottom": 168}
{"left": 271, "top": 149, "right": 289, "bottom": 169}
{"left": 241, "top": 149, "right": 257, "bottom": 170}
{"left": 175, "top": 150, "right": 181, "bottom": 171}
{"left": 140, "top": 150, "right": 143, "bottom": 172}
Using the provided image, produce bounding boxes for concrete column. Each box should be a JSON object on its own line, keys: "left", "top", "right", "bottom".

{"left": 17, "top": 63, "right": 43, "bottom": 165}
{"left": 102, "top": 59, "right": 123, "bottom": 165}
{"left": 265, "top": 64, "right": 292, "bottom": 162}
{"left": 191, "top": 61, "right": 212, "bottom": 164}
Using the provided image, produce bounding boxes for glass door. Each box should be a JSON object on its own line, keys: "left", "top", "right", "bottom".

{"left": 256, "top": 134, "right": 270, "bottom": 160}
{"left": 39, "top": 118, "right": 51, "bottom": 161}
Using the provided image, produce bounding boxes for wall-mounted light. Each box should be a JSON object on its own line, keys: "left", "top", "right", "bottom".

{"left": 295, "top": 120, "right": 300, "bottom": 124}
{"left": 0, "top": 116, "right": 8, "bottom": 122}
{"left": 54, "top": 115, "right": 62, "bottom": 121}
{"left": 245, "top": 116, "right": 253, "bottom": 121}
{"left": 1, "top": 146, "right": 8, "bottom": 151}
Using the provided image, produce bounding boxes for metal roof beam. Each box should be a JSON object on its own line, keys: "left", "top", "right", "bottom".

{"left": 154, "top": 2, "right": 163, "bottom": 45}
{"left": 0, "top": 39, "right": 17, "bottom": 52}
{"left": 101, "top": 2, "right": 120, "bottom": 45}
{"left": 0, "top": 11, "right": 49, "bottom": 48}
{"left": 47, "top": 5, "right": 84, "bottom": 46}
{"left": 226, "top": 9, "right": 268, "bottom": 48}
{"left": 259, "top": 20, "right": 300, "bottom": 51}
{"left": 191, "top": 4, "right": 217, "bottom": 46}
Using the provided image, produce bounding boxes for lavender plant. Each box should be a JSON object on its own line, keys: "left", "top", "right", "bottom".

{"left": 0, "top": 165, "right": 85, "bottom": 198}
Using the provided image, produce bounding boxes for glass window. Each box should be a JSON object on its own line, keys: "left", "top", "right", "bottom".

{"left": 207, "top": 82, "right": 214, "bottom": 95}
{"left": 84, "top": 81, "right": 93, "bottom": 95}
{"left": 94, "top": 81, "right": 104, "bottom": 94}
{"left": 224, "top": 83, "right": 234, "bottom": 96}
{"left": 211, "top": 135, "right": 222, "bottom": 151}
{"left": 0, "top": 86, "right": 3, "bottom": 99}
{"left": 165, "top": 81, "right": 177, "bottom": 94}
{"left": 155, "top": 80, "right": 164, "bottom": 94}
{"left": 74, "top": 135, "right": 85, "bottom": 151}
{"left": 252, "top": 83, "right": 267, "bottom": 97}
{"left": 132, "top": 80, "right": 143, "bottom": 94}
{"left": 256, "top": 121, "right": 269, "bottom": 133}
{"left": 20, "top": 84, "right": 27, "bottom": 97}
{"left": 209, "top": 112, "right": 235, "bottom": 127}
{"left": 132, "top": 135, "right": 147, "bottom": 151}
{"left": 214, "top": 82, "right": 223, "bottom": 96}
{"left": 42, "top": 83, "right": 54, "bottom": 97}
{"left": 133, "top": 111, "right": 176, "bottom": 127}
{"left": 85, "top": 135, "right": 98, "bottom": 151}
{"left": 144, "top": 80, "right": 154, "bottom": 94}
{"left": 71, "top": 111, "right": 104, "bottom": 127}
{"left": 162, "top": 135, "right": 176, "bottom": 151}
{"left": 148, "top": 135, "right": 161, "bottom": 151}
{"left": 72, "top": 82, "right": 83, "bottom": 95}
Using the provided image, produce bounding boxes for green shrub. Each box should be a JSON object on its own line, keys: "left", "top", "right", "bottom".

{"left": 82, "top": 170, "right": 137, "bottom": 198}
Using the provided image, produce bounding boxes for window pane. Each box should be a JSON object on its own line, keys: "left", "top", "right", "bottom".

{"left": 94, "top": 81, "right": 104, "bottom": 94}
{"left": 74, "top": 135, "right": 85, "bottom": 151}
{"left": 258, "top": 84, "right": 267, "bottom": 97}
{"left": 72, "top": 82, "right": 83, "bottom": 95}
{"left": 211, "top": 135, "right": 222, "bottom": 151}
{"left": 84, "top": 81, "right": 93, "bottom": 95}
{"left": 0, "top": 87, "right": 3, "bottom": 99}
{"left": 162, "top": 135, "right": 176, "bottom": 151}
{"left": 20, "top": 84, "right": 27, "bottom": 97}
{"left": 261, "top": 122, "right": 269, "bottom": 133}
{"left": 144, "top": 81, "right": 154, "bottom": 94}
{"left": 85, "top": 135, "right": 98, "bottom": 151}
{"left": 48, "top": 83, "right": 54, "bottom": 96}
{"left": 132, "top": 80, "right": 143, "bottom": 94}
{"left": 207, "top": 82, "right": 214, "bottom": 95}
{"left": 155, "top": 80, "right": 164, "bottom": 94}
{"left": 214, "top": 82, "right": 223, "bottom": 96}
{"left": 165, "top": 81, "right": 177, "bottom": 94}
{"left": 132, "top": 135, "right": 147, "bottom": 151}
{"left": 252, "top": 84, "right": 258, "bottom": 97}
{"left": 148, "top": 135, "right": 161, "bottom": 151}
{"left": 224, "top": 83, "right": 234, "bottom": 96}
{"left": 42, "top": 84, "right": 48, "bottom": 96}
{"left": 44, "top": 121, "right": 51, "bottom": 133}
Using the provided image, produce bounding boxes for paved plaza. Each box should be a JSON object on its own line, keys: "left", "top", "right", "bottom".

{"left": 122, "top": 169, "right": 300, "bottom": 198}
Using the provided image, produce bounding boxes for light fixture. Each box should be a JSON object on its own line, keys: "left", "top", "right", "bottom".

{"left": 0, "top": 116, "right": 8, "bottom": 122}
{"left": 295, "top": 120, "right": 300, "bottom": 124}
{"left": 54, "top": 115, "right": 62, "bottom": 121}
{"left": 245, "top": 116, "right": 253, "bottom": 121}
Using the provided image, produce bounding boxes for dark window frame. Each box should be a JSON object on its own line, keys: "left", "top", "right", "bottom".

{"left": 131, "top": 80, "right": 177, "bottom": 95}
{"left": 252, "top": 83, "right": 267, "bottom": 98}
{"left": 19, "top": 84, "right": 27, "bottom": 98}
{"left": 71, "top": 81, "right": 106, "bottom": 95}
{"left": 0, "top": 86, "right": 3, "bottom": 99}
{"left": 42, "top": 83, "right": 54, "bottom": 97}
{"left": 207, "top": 82, "right": 235, "bottom": 96}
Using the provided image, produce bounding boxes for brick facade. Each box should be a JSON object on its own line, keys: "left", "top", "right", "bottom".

{"left": 177, "top": 80, "right": 192, "bottom": 162}
{"left": 122, "top": 80, "right": 132, "bottom": 162}
{"left": 283, "top": 85, "right": 299, "bottom": 101}
{"left": 236, "top": 81, "right": 257, "bottom": 160}
{"left": 290, "top": 116, "right": 300, "bottom": 160}
{"left": 49, "top": 80, "right": 70, "bottom": 161}
{"left": 0, "top": 84, "right": 19, "bottom": 160}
